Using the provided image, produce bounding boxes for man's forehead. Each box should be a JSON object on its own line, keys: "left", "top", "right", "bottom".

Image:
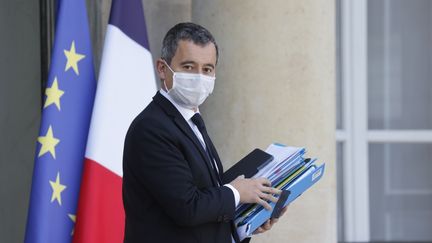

{"left": 172, "top": 40, "right": 217, "bottom": 65}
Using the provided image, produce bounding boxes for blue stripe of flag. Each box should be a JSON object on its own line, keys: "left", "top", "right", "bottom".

{"left": 109, "top": 0, "right": 150, "bottom": 49}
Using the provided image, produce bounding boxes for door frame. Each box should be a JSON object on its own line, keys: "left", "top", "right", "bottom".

{"left": 337, "top": 0, "right": 370, "bottom": 241}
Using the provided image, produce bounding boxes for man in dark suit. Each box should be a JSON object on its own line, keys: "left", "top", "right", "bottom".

{"left": 123, "top": 22, "right": 285, "bottom": 243}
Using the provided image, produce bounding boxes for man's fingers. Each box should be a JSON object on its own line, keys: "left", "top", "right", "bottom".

{"left": 257, "top": 177, "right": 272, "bottom": 187}
{"left": 258, "top": 191, "right": 278, "bottom": 203}
{"left": 262, "top": 220, "right": 272, "bottom": 230}
{"left": 257, "top": 198, "right": 272, "bottom": 211}
{"left": 261, "top": 186, "right": 282, "bottom": 195}
{"left": 270, "top": 217, "right": 279, "bottom": 224}
{"left": 270, "top": 218, "right": 279, "bottom": 226}
{"left": 253, "top": 220, "right": 271, "bottom": 234}
{"left": 253, "top": 220, "right": 276, "bottom": 235}
{"left": 253, "top": 227, "right": 265, "bottom": 234}
{"left": 268, "top": 194, "right": 278, "bottom": 203}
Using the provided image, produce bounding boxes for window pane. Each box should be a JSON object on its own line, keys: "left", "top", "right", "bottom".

{"left": 368, "top": 0, "right": 432, "bottom": 129}
{"left": 336, "top": 142, "right": 345, "bottom": 241}
{"left": 336, "top": 0, "right": 343, "bottom": 130}
{"left": 369, "top": 143, "right": 432, "bottom": 241}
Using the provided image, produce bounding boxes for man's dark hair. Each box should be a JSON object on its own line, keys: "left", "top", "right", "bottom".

{"left": 161, "top": 22, "right": 219, "bottom": 65}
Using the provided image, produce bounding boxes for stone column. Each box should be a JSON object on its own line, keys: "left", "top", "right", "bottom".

{"left": 193, "top": 1, "right": 337, "bottom": 242}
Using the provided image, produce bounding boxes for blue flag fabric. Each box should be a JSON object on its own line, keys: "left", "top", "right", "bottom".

{"left": 24, "top": 0, "right": 95, "bottom": 242}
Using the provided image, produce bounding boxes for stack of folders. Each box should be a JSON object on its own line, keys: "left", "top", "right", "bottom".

{"left": 224, "top": 143, "right": 325, "bottom": 241}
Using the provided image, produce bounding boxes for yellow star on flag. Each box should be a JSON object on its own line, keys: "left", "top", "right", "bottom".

{"left": 44, "top": 77, "right": 65, "bottom": 110}
{"left": 64, "top": 41, "right": 85, "bottom": 75}
{"left": 37, "top": 125, "right": 60, "bottom": 159}
{"left": 68, "top": 214, "right": 76, "bottom": 235}
{"left": 49, "top": 172, "right": 67, "bottom": 206}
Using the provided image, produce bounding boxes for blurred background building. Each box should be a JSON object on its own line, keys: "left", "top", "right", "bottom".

{"left": 0, "top": 0, "right": 430, "bottom": 242}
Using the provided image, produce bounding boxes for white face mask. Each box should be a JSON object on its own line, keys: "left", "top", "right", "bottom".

{"left": 163, "top": 61, "right": 215, "bottom": 109}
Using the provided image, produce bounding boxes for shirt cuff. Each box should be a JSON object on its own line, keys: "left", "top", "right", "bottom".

{"left": 224, "top": 184, "right": 240, "bottom": 207}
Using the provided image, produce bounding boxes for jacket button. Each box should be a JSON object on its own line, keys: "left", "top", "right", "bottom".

{"left": 217, "top": 216, "right": 223, "bottom": 222}
{"left": 223, "top": 215, "right": 229, "bottom": 222}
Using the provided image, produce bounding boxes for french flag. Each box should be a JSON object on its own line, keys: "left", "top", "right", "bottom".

{"left": 73, "top": 0, "right": 157, "bottom": 242}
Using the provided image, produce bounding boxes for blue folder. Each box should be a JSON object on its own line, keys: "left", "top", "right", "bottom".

{"left": 235, "top": 163, "right": 326, "bottom": 241}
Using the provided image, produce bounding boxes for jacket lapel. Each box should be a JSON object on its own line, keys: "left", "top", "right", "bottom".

{"left": 153, "top": 92, "right": 220, "bottom": 186}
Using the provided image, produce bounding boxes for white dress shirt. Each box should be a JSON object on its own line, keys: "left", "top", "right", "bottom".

{"left": 159, "top": 89, "right": 240, "bottom": 207}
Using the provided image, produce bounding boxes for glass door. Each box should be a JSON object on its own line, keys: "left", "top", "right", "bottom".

{"left": 368, "top": 0, "right": 432, "bottom": 241}
{"left": 337, "top": 0, "right": 432, "bottom": 241}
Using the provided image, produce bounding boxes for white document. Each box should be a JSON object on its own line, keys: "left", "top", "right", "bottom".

{"left": 253, "top": 144, "right": 303, "bottom": 179}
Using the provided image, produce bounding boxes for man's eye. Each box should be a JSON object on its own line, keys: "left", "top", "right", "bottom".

{"left": 183, "top": 65, "right": 193, "bottom": 70}
{"left": 203, "top": 68, "right": 213, "bottom": 73}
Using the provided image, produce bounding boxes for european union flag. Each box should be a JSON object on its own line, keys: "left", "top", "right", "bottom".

{"left": 25, "top": 0, "right": 95, "bottom": 242}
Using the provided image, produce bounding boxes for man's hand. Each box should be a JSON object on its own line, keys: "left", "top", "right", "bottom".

{"left": 229, "top": 175, "right": 281, "bottom": 210}
{"left": 253, "top": 206, "right": 288, "bottom": 235}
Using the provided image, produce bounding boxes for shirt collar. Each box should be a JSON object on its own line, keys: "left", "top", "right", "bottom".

{"left": 159, "top": 89, "right": 199, "bottom": 122}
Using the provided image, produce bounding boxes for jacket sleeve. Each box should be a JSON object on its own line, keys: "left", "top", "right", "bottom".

{"left": 123, "top": 118, "right": 236, "bottom": 227}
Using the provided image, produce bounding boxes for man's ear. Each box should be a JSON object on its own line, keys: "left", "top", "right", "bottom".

{"left": 156, "top": 58, "right": 167, "bottom": 80}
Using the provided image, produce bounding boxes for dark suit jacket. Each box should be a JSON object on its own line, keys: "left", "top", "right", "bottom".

{"left": 123, "top": 92, "right": 249, "bottom": 243}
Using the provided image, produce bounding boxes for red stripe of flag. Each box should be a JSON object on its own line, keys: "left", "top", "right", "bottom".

{"left": 73, "top": 159, "right": 124, "bottom": 243}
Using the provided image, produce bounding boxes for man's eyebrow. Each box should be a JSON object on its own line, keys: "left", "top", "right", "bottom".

{"left": 179, "top": 60, "right": 196, "bottom": 66}
{"left": 179, "top": 61, "right": 215, "bottom": 69}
